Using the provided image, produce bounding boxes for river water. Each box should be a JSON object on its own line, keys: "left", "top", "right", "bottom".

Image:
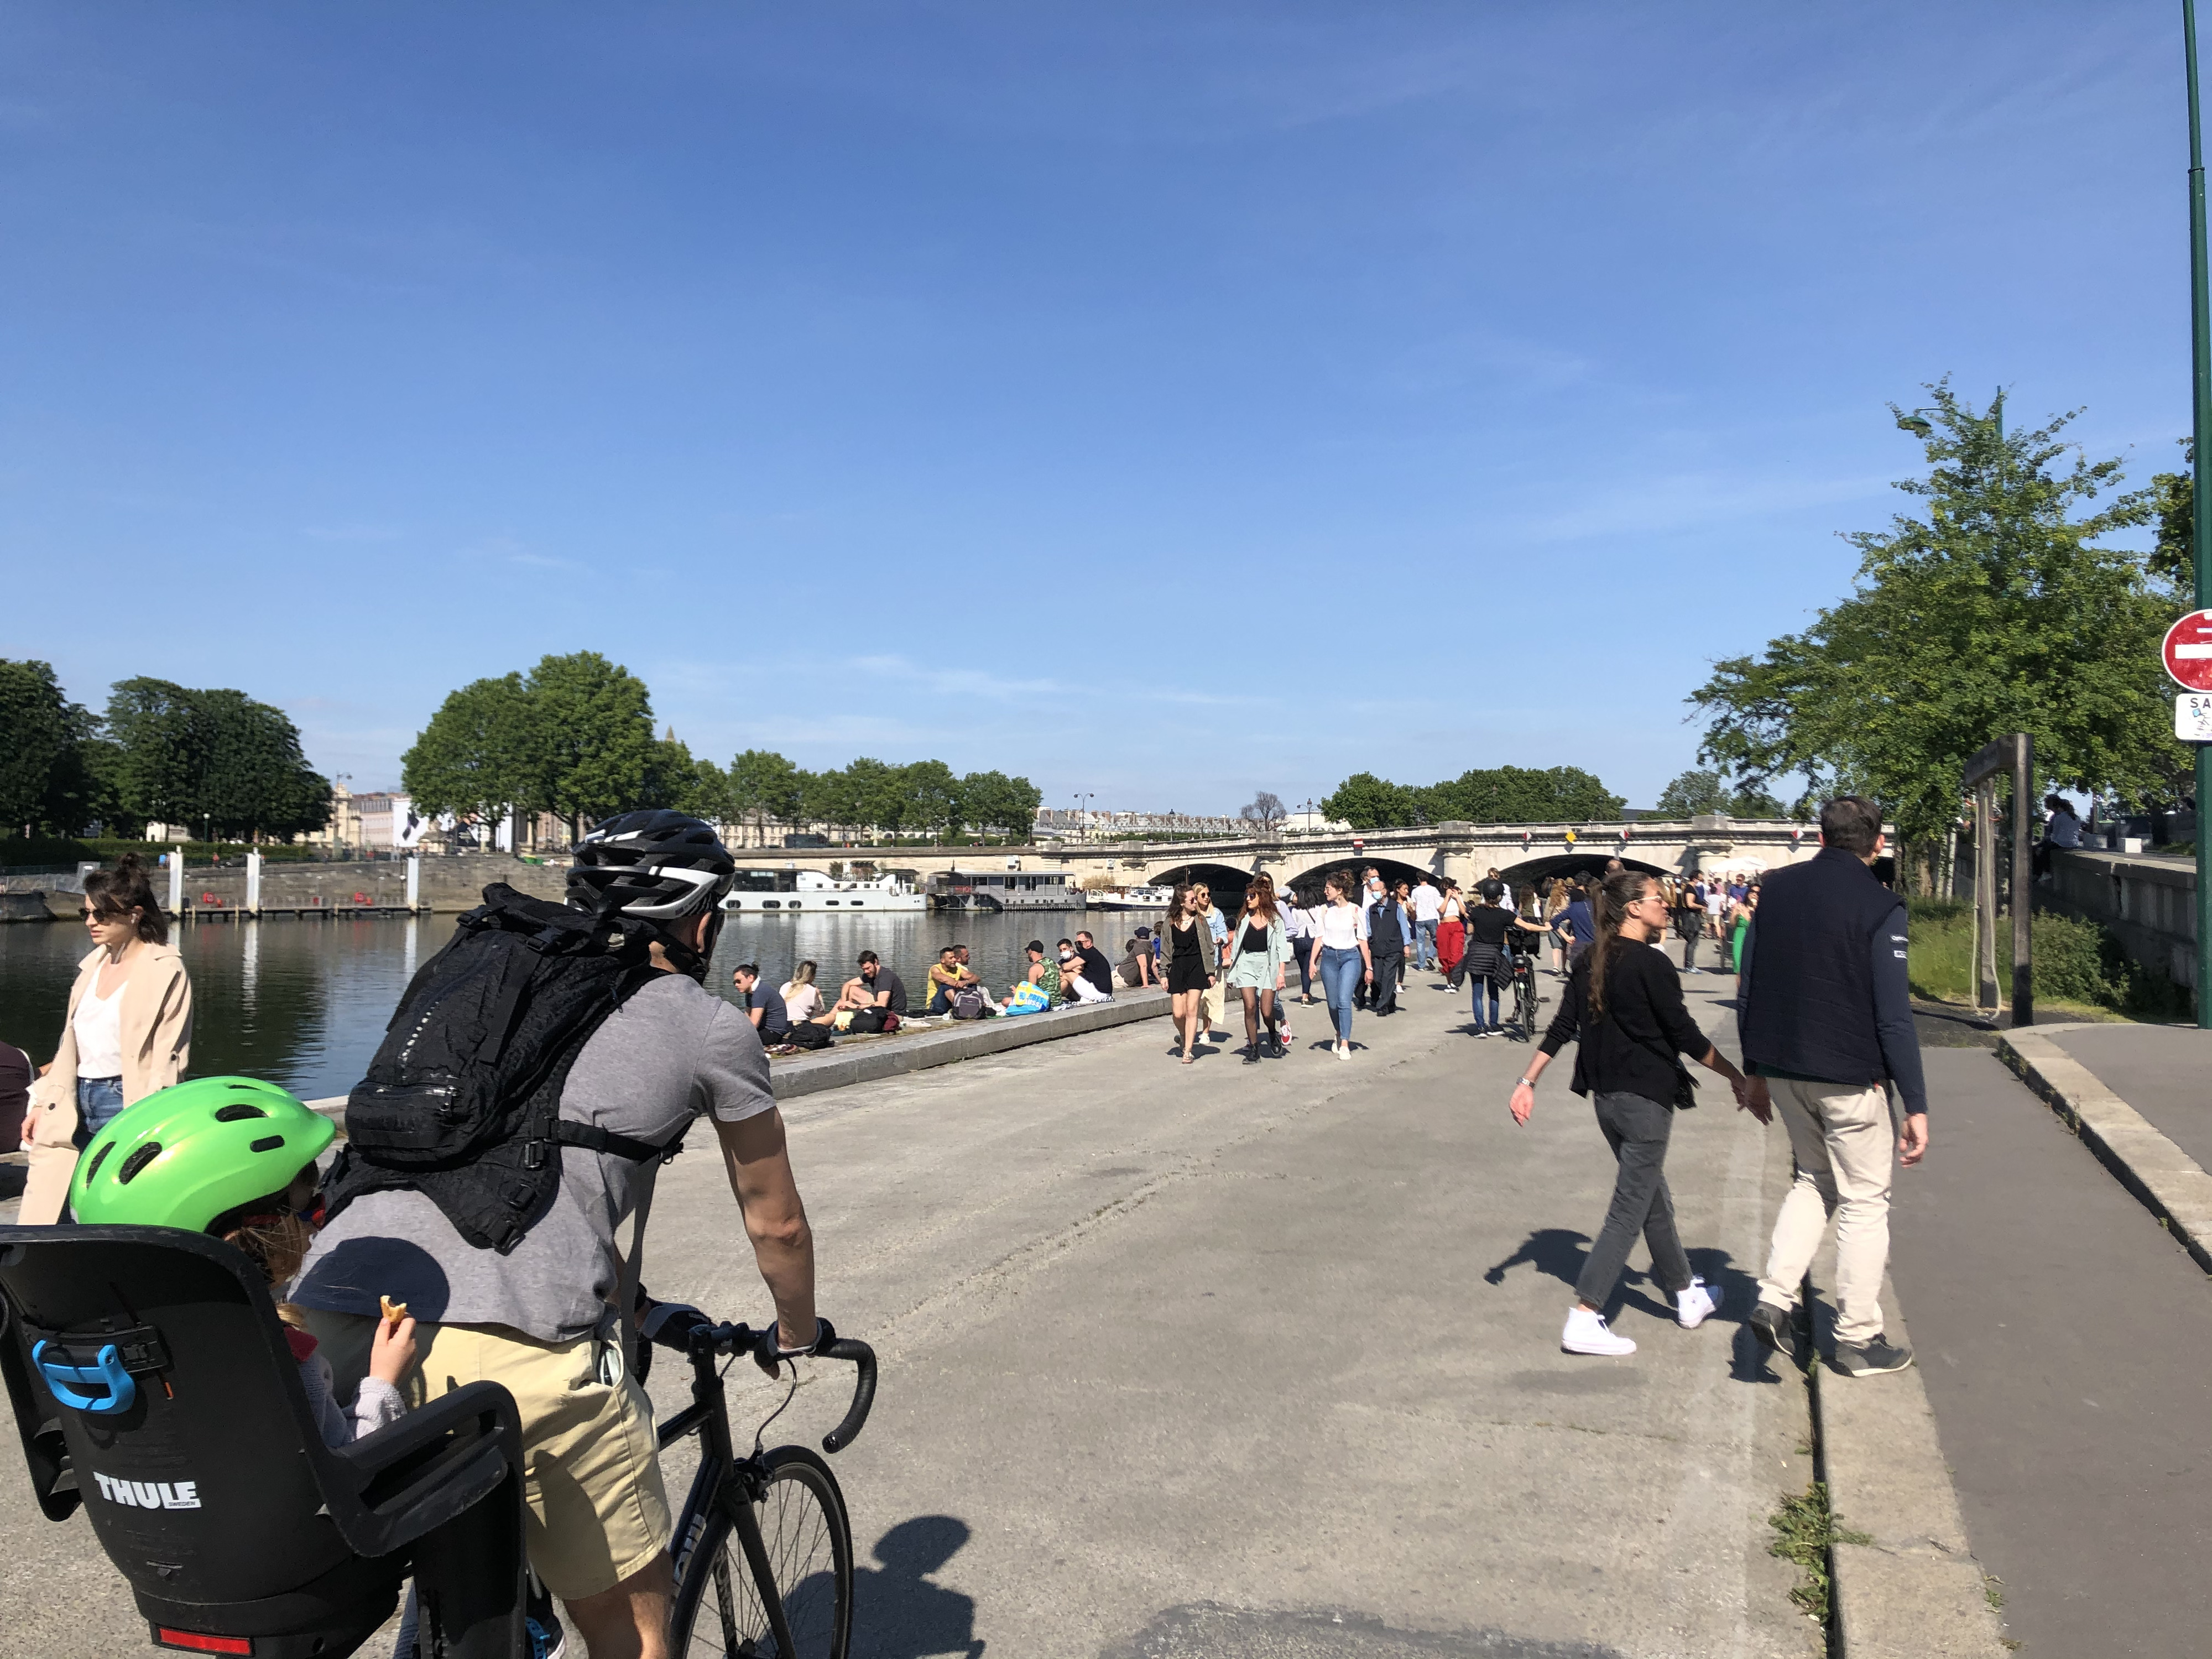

{"left": 0, "top": 904, "right": 1157, "bottom": 1100}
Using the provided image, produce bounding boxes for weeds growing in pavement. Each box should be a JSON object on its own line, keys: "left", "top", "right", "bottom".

{"left": 1768, "top": 1481, "right": 1871, "bottom": 1625}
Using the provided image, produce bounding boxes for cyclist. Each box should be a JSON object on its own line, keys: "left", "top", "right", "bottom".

{"left": 294, "top": 811, "right": 817, "bottom": 1659}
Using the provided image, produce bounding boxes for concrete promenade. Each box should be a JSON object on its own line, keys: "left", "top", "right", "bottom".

{"left": 5, "top": 958, "right": 1827, "bottom": 1658}
{"left": 14, "top": 950, "right": 2203, "bottom": 1656}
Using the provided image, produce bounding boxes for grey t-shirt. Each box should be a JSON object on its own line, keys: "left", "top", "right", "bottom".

{"left": 294, "top": 971, "right": 775, "bottom": 1343}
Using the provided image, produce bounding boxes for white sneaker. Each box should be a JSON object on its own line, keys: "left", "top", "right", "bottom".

{"left": 1561, "top": 1307, "right": 1636, "bottom": 1356}
{"left": 1676, "top": 1280, "right": 1718, "bottom": 1330}
{"left": 1334, "top": 1042, "right": 1350, "bottom": 1060}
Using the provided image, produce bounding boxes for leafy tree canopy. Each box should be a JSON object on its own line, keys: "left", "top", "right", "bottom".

{"left": 0, "top": 660, "right": 101, "bottom": 837}
{"left": 1692, "top": 383, "right": 2187, "bottom": 842}
{"left": 1652, "top": 768, "right": 1788, "bottom": 820}
{"left": 1321, "top": 765, "right": 1624, "bottom": 830}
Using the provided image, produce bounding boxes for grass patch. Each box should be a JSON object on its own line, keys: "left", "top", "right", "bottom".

{"left": 1904, "top": 898, "right": 2189, "bottom": 1020}
{"left": 1768, "top": 1481, "right": 1871, "bottom": 1626}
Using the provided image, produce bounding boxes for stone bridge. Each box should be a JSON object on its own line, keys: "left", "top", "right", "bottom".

{"left": 837, "top": 817, "right": 1825, "bottom": 899}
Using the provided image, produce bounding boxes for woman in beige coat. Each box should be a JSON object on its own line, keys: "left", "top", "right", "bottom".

{"left": 20, "top": 853, "right": 193, "bottom": 1223}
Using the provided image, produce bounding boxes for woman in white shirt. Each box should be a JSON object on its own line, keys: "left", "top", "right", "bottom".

{"left": 21, "top": 853, "right": 194, "bottom": 1224}
{"left": 780, "top": 960, "right": 826, "bottom": 1024}
{"left": 1306, "top": 871, "right": 1374, "bottom": 1060}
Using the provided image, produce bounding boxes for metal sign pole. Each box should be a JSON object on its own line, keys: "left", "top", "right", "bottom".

{"left": 2191, "top": 0, "right": 2212, "bottom": 1025}
{"left": 2011, "top": 733, "right": 2034, "bottom": 1029}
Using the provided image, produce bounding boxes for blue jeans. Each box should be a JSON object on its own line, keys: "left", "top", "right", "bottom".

{"left": 1414, "top": 919, "right": 1438, "bottom": 970}
{"left": 74, "top": 1075, "right": 126, "bottom": 1147}
{"left": 1318, "top": 946, "right": 1363, "bottom": 1043}
{"left": 1472, "top": 974, "right": 1503, "bottom": 1030}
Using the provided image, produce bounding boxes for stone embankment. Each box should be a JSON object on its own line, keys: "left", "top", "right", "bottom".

{"left": 9, "top": 854, "right": 570, "bottom": 920}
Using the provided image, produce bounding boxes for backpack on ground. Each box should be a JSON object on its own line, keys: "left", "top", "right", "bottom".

{"left": 781, "top": 1020, "right": 834, "bottom": 1050}
{"left": 950, "top": 987, "right": 987, "bottom": 1021}
{"left": 322, "top": 883, "right": 676, "bottom": 1254}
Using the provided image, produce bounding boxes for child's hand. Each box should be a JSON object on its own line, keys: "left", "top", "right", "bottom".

{"left": 369, "top": 1313, "right": 416, "bottom": 1387}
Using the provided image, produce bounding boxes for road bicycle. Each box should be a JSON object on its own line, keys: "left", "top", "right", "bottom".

{"left": 1507, "top": 942, "right": 1542, "bottom": 1042}
{"left": 639, "top": 1305, "right": 878, "bottom": 1657}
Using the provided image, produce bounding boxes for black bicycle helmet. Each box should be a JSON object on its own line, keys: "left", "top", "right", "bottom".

{"left": 1476, "top": 878, "right": 1505, "bottom": 902}
{"left": 569, "top": 810, "right": 737, "bottom": 977}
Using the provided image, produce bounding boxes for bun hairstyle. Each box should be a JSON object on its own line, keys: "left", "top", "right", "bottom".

{"left": 1585, "top": 868, "right": 1657, "bottom": 1018}
{"left": 83, "top": 853, "right": 168, "bottom": 946}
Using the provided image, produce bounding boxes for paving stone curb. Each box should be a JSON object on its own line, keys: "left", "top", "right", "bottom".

{"left": 1998, "top": 1025, "right": 2212, "bottom": 1276}
{"left": 1806, "top": 1260, "right": 2011, "bottom": 1658}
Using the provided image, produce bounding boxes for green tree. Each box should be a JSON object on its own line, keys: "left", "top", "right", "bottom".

{"left": 959, "top": 769, "right": 1042, "bottom": 838}
{"left": 1653, "top": 769, "right": 1732, "bottom": 817}
{"left": 2149, "top": 439, "right": 2194, "bottom": 594}
{"left": 640, "top": 729, "right": 724, "bottom": 820}
{"left": 899, "top": 759, "right": 962, "bottom": 843}
{"left": 403, "top": 673, "right": 530, "bottom": 831}
{"left": 1321, "top": 772, "right": 1415, "bottom": 830}
{"left": 196, "top": 690, "right": 331, "bottom": 840}
{"left": 0, "top": 661, "right": 100, "bottom": 836}
{"left": 518, "top": 652, "right": 659, "bottom": 839}
{"left": 1693, "top": 384, "right": 2184, "bottom": 843}
{"left": 105, "top": 677, "right": 211, "bottom": 832}
{"left": 1428, "top": 765, "right": 1625, "bottom": 822}
{"left": 728, "top": 749, "right": 805, "bottom": 845}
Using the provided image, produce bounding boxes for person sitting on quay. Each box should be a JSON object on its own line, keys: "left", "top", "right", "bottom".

{"left": 732, "top": 963, "right": 792, "bottom": 1044}
{"left": 1057, "top": 938, "right": 1112, "bottom": 1004}
{"left": 1118, "top": 928, "right": 1157, "bottom": 989}
{"left": 832, "top": 950, "right": 907, "bottom": 1031}
{"left": 1073, "top": 931, "right": 1117, "bottom": 1000}
{"left": 925, "top": 945, "right": 980, "bottom": 1015}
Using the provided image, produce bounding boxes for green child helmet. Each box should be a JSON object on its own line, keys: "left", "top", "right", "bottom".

{"left": 70, "top": 1076, "right": 335, "bottom": 1233}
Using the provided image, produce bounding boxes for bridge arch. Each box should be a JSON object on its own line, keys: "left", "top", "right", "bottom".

{"left": 1274, "top": 853, "right": 1443, "bottom": 902}
{"left": 1146, "top": 859, "right": 1266, "bottom": 901}
{"left": 1494, "top": 853, "right": 1673, "bottom": 890}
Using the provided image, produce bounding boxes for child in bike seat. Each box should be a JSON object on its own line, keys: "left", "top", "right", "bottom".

{"left": 68, "top": 1076, "right": 416, "bottom": 1447}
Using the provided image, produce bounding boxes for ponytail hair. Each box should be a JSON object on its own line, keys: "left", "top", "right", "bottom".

{"left": 1585, "top": 869, "right": 1655, "bottom": 1018}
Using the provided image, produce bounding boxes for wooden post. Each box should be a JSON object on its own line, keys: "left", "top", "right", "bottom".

{"left": 2010, "top": 732, "right": 2034, "bottom": 1030}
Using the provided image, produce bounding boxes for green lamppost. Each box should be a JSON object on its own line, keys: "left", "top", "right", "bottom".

{"left": 2189, "top": 1, "right": 2212, "bottom": 1026}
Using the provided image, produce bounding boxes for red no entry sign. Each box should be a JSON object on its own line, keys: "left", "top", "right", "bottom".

{"left": 2163, "top": 609, "right": 2212, "bottom": 691}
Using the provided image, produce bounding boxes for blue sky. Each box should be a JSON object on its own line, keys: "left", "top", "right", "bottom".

{"left": 0, "top": 2, "right": 2193, "bottom": 815}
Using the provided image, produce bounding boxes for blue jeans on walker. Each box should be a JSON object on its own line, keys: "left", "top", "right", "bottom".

{"left": 1472, "top": 975, "right": 1503, "bottom": 1031}
{"left": 1415, "top": 919, "right": 1437, "bottom": 971}
{"left": 72, "top": 1075, "right": 126, "bottom": 1147}
{"left": 1319, "top": 946, "right": 1362, "bottom": 1043}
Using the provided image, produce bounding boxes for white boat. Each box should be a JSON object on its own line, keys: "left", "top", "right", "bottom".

{"left": 720, "top": 869, "right": 926, "bottom": 914}
{"left": 1088, "top": 884, "right": 1174, "bottom": 911}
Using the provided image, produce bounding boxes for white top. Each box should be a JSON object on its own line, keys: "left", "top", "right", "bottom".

{"left": 1282, "top": 904, "right": 1313, "bottom": 940}
{"left": 1412, "top": 883, "right": 1442, "bottom": 922}
{"left": 73, "top": 976, "right": 126, "bottom": 1078}
{"left": 1316, "top": 901, "right": 1369, "bottom": 950}
{"left": 781, "top": 983, "right": 823, "bottom": 1022}
{"left": 2047, "top": 809, "right": 2081, "bottom": 849}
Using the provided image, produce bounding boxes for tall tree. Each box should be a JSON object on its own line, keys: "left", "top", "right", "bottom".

{"left": 1321, "top": 772, "right": 1414, "bottom": 830}
{"left": 518, "top": 652, "right": 659, "bottom": 839}
{"left": 105, "top": 677, "right": 213, "bottom": 832}
{"left": 196, "top": 690, "right": 331, "bottom": 840}
{"left": 728, "top": 749, "right": 805, "bottom": 845}
{"left": 0, "top": 661, "right": 98, "bottom": 836}
{"left": 1693, "top": 385, "right": 2183, "bottom": 842}
{"left": 403, "top": 673, "right": 530, "bottom": 832}
{"left": 1652, "top": 769, "right": 1787, "bottom": 819}
{"left": 958, "top": 770, "right": 1042, "bottom": 838}
{"left": 898, "top": 760, "right": 962, "bottom": 843}
{"left": 1239, "top": 791, "right": 1287, "bottom": 828}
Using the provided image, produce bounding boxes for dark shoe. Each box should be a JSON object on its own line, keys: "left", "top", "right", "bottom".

{"left": 1750, "top": 1301, "right": 1803, "bottom": 1366}
{"left": 1833, "top": 1335, "right": 1914, "bottom": 1377}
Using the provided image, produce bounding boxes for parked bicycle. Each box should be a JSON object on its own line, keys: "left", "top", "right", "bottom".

{"left": 639, "top": 1303, "right": 878, "bottom": 1658}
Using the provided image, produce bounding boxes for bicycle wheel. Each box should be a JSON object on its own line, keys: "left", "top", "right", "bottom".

{"left": 671, "top": 1446, "right": 853, "bottom": 1658}
{"left": 1516, "top": 972, "right": 1539, "bottom": 1041}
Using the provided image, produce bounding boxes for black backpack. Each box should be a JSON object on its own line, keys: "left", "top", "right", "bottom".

{"left": 322, "top": 883, "right": 673, "bottom": 1254}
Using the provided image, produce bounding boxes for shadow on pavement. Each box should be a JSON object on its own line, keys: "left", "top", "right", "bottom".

{"left": 854, "top": 1515, "right": 987, "bottom": 1659}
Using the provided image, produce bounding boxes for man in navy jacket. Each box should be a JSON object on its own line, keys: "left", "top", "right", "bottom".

{"left": 1738, "top": 795, "right": 1929, "bottom": 1379}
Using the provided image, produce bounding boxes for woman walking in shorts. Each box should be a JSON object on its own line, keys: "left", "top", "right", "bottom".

{"left": 1308, "top": 871, "right": 1373, "bottom": 1061}
{"left": 1224, "top": 875, "right": 1289, "bottom": 1063}
{"left": 1509, "top": 869, "right": 1754, "bottom": 1355}
{"left": 1162, "top": 884, "right": 1218, "bottom": 1065}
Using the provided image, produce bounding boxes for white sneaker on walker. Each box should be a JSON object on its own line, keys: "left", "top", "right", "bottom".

{"left": 1561, "top": 1307, "right": 1635, "bottom": 1356}
{"left": 1676, "top": 1280, "right": 1718, "bottom": 1329}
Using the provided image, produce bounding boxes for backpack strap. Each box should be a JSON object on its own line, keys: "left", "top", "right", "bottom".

{"left": 552, "top": 1120, "right": 682, "bottom": 1165}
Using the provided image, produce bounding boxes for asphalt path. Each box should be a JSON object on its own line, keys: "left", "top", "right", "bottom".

{"left": 4, "top": 956, "right": 1820, "bottom": 1658}
{"left": 1885, "top": 1046, "right": 2212, "bottom": 1658}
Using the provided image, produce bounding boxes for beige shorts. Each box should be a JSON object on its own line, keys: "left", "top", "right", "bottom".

{"left": 301, "top": 1311, "right": 671, "bottom": 1601}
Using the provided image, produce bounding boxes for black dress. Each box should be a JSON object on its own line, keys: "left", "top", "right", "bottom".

{"left": 1166, "top": 919, "right": 1213, "bottom": 994}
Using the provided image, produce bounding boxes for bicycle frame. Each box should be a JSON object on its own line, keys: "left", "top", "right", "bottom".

{"left": 660, "top": 1346, "right": 800, "bottom": 1658}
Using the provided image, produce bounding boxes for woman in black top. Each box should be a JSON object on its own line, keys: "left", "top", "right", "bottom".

{"left": 1162, "top": 883, "right": 1218, "bottom": 1066}
{"left": 1462, "top": 879, "right": 1545, "bottom": 1037}
{"left": 1508, "top": 869, "right": 1752, "bottom": 1358}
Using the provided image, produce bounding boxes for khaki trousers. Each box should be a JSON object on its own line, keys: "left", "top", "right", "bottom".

{"left": 1756, "top": 1076, "right": 1895, "bottom": 1345}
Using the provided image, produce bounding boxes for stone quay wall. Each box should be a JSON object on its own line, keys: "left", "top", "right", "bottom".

{"left": 20, "top": 854, "right": 571, "bottom": 920}
{"left": 2047, "top": 848, "right": 2199, "bottom": 993}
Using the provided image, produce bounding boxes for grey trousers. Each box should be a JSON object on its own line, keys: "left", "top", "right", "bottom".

{"left": 1576, "top": 1091, "right": 1693, "bottom": 1309}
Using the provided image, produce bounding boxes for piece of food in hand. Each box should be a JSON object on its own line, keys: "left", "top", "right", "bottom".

{"left": 379, "top": 1296, "right": 409, "bottom": 1325}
